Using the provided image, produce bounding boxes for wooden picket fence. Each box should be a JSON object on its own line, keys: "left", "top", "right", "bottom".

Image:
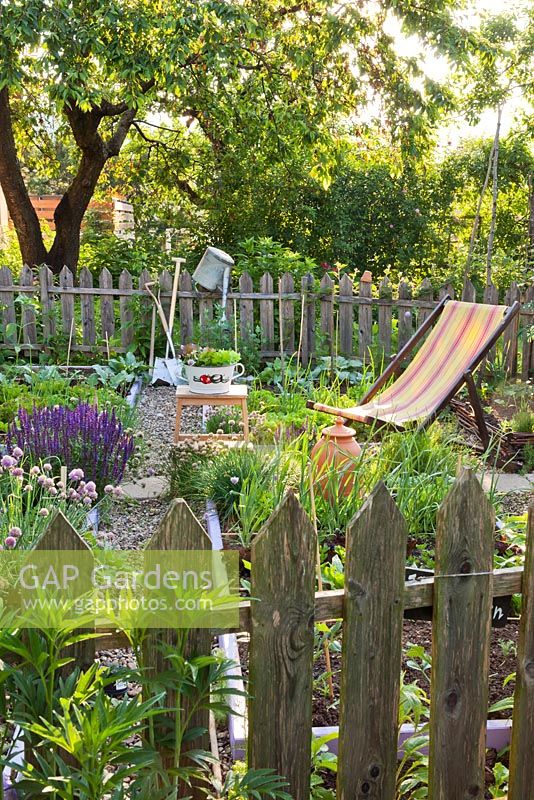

{"left": 0, "top": 264, "right": 533, "bottom": 375}
{"left": 34, "top": 471, "right": 533, "bottom": 799}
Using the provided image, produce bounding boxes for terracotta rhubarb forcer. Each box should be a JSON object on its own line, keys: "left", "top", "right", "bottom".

{"left": 311, "top": 416, "right": 361, "bottom": 498}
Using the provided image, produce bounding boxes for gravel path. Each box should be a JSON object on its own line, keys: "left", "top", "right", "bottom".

{"left": 135, "top": 385, "right": 203, "bottom": 473}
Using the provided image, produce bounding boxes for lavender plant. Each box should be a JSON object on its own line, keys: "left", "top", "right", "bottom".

{"left": 7, "top": 403, "right": 135, "bottom": 493}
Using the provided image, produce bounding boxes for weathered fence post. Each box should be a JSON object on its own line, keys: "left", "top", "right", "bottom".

{"left": 378, "top": 276, "right": 392, "bottom": 360}
{"left": 397, "top": 280, "right": 413, "bottom": 350}
{"left": 35, "top": 510, "right": 95, "bottom": 668}
{"left": 521, "top": 284, "right": 534, "bottom": 379}
{"left": 337, "top": 482, "right": 407, "bottom": 800}
{"left": 0, "top": 266, "right": 16, "bottom": 344}
{"left": 358, "top": 271, "right": 373, "bottom": 362}
{"left": 119, "top": 269, "right": 134, "bottom": 349}
{"left": 79, "top": 267, "right": 96, "bottom": 347}
{"left": 428, "top": 469, "right": 494, "bottom": 799}
{"left": 59, "top": 265, "right": 75, "bottom": 339}
{"left": 39, "top": 264, "right": 56, "bottom": 343}
{"left": 20, "top": 264, "right": 37, "bottom": 347}
{"left": 320, "top": 273, "right": 334, "bottom": 361}
{"left": 179, "top": 270, "right": 193, "bottom": 344}
{"left": 248, "top": 492, "right": 316, "bottom": 800}
{"left": 279, "top": 272, "right": 295, "bottom": 355}
{"left": 504, "top": 281, "right": 520, "bottom": 377}
{"left": 339, "top": 273, "right": 353, "bottom": 357}
{"left": 99, "top": 267, "right": 115, "bottom": 342}
{"left": 239, "top": 272, "right": 254, "bottom": 342}
{"left": 300, "top": 273, "right": 315, "bottom": 366}
{"left": 462, "top": 279, "right": 476, "bottom": 302}
{"left": 417, "top": 277, "right": 434, "bottom": 326}
{"left": 143, "top": 499, "right": 211, "bottom": 797}
{"left": 508, "top": 505, "right": 534, "bottom": 800}
{"left": 260, "top": 272, "right": 274, "bottom": 353}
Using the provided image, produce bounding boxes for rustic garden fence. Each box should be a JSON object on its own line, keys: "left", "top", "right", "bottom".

{"left": 0, "top": 265, "right": 533, "bottom": 376}
{"left": 35, "top": 471, "right": 533, "bottom": 800}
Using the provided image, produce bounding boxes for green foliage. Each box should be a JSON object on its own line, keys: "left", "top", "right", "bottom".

{"left": 167, "top": 441, "right": 226, "bottom": 504}
{"left": 0, "top": 366, "right": 133, "bottom": 433}
{"left": 79, "top": 230, "right": 169, "bottom": 282}
{"left": 511, "top": 409, "right": 534, "bottom": 434}
{"left": 185, "top": 347, "right": 241, "bottom": 367}
{"left": 234, "top": 237, "right": 319, "bottom": 284}
{"left": 206, "top": 408, "right": 244, "bottom": 436}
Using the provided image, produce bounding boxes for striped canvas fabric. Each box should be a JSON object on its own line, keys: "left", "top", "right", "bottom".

{"left": 325, "top": 301, "right": 507, "bottom": 426}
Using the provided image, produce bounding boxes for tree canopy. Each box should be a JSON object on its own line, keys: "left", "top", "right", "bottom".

{"left": 0, "top": 0, "right": 482, "bottom": 273}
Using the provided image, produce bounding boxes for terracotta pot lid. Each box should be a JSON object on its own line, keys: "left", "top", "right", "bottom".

{"left": 321, "top": 416, "right": 356, "bottom": 439}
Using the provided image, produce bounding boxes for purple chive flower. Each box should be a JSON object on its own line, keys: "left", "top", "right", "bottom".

{"left": 9, "top": 527, "right": 22, "bottom": 538}
{"left": 1, "top": 455, "right": 15, "bottom": 469}
{"left": 7, "top": 403, "right": 135, "bottom": 493}
{"left": 12, "top": 467, "right": 24, "bottom": 478}
{"left": 38, "top": 508, "right": 49, "bottom": 517}
{"left": 12, "top": 446, "right": 23, "bottom": 459}
{"left": 4, "top": 537, "right": 16, "bottom": 549}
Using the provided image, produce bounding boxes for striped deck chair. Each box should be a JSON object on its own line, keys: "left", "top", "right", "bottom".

{"left": 307, "top": 296, "right": 520, "bottom": 447}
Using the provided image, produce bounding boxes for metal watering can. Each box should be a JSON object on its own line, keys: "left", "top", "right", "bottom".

{"left": 192, "top": 246, "right": 234, "bottom": 320}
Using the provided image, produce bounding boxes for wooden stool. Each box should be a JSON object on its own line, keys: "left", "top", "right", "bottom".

{"left": 175, "top": 384, "right": 249, "bottom": 442}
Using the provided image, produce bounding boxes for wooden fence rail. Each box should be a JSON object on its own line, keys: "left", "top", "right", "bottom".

{"left": 0, "top": 265, "right": 532, "bottom": 375}
{"left": 32, "top": 473, "right": 534, "bottom": 799}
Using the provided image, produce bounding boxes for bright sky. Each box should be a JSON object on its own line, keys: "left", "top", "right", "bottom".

{"left": 385, "top": 0, "right": 532, "bottom": 153}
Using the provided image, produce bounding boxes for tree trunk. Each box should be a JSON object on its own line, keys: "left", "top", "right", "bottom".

{"left": 463, "top": 125, "right": 498, "bottom": 285}
{"left": 46, "top": 151, "right": 107, "bottom": 273}
{"left": 485, "top": 105, "right": 502, "bottom": 286}
{"left": 0, "top": 87, "right": 49, "bottom": 266}
{"left": 528, "top": 174, "right": 534, "bottom": 270}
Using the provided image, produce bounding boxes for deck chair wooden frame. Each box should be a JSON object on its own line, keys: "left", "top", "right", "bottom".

{"left": 307, "top": 295, "right": 521, "bottom": 449}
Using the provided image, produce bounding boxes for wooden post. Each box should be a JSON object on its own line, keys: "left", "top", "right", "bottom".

{"left": 79, "top": 267, "right": 96, "bottom": 347}
{"left": 358, "top": 270, "right": 373, "bottom": 362}
{"left": 378, "top": 276, "right": 392, "bottom": 360}
{"left": 248, "top": 492, "right": 316, "bottom": 800}
{"left": 339, "top": 273, "right": 353, "bottom": 357}
{"left": 20, "top": 264, "right": 37, "bottom": 347}
{"left": 320, "top": 273, "right": 334, "bottom": 362}
{"left": 143, "top": 500, "right": 211, "bottom": 797}
{"left": 337, "top": 483, "right": 407, "bottom": 800}
{"left": 279, "top": 272, "right": 295, "bottom": 354}
{"left": 35, "top": 510, "right": 95, "bottom": 668}
{"left": 39, "top": 264, "right": 56, "bottom": 343}
{"left": 521, "top": 285, "right": 534, "bottom": 380}
{"left": 179, "top": 270, "right": 193, "bottom": 344}
{"left": 300, "top": 273, "right": 315, "bottom": 366}
{"left": 138, "top": 269, "right": 152, "bottom": 340}
{"left": 397, "top": 280, "right": 413, "bottom": 350}
{"left": 508, "top": 506, "right": 534, "bottom": 800}
{"left": 428, "top": 470, "right": 494, "bottom": 799}
{"left": 503, "top": 282, "right": 520, "bottom": 377}
{"left": 462, "top": 279, "right": 476, "bottom": 302}
{"left": 99, "top": 267, "right": 115, "bottom": 342}
{"left": 439, "top": 282, "right": 455, "bottom": 301}
{"left": 417, "top": 277, "right": 434, "bottom": 326}
{"left": 0, "top": 266, "right": 16, "bottom": 344}
{"left": 239, "top": 272, "right": 254, "bottom": 342}
{"left": 119, "top": 269, "right": 134, "bottom": 349}
{"left": 59, "top": 265, "right": 75, "bottom": 338}
{"left": 259, "top": 272, "right": 274, "bottom": 353}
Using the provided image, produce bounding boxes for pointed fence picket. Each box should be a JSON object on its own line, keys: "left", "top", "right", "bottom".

{"left": 25, "top": 480, "right": 533, "bottom": 798}
{"left": 0, "top": 265, "right": 531, "bottom": 375}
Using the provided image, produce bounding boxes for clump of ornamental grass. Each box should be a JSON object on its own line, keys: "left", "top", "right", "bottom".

{"left": 0, "top": 447, "right": 121, "bottom": 549}
{"left": 167, "top": 440, "right": 227, "bottom": 503}
{"left": 7, "top": 403, "right": 135, "bottom": 493}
